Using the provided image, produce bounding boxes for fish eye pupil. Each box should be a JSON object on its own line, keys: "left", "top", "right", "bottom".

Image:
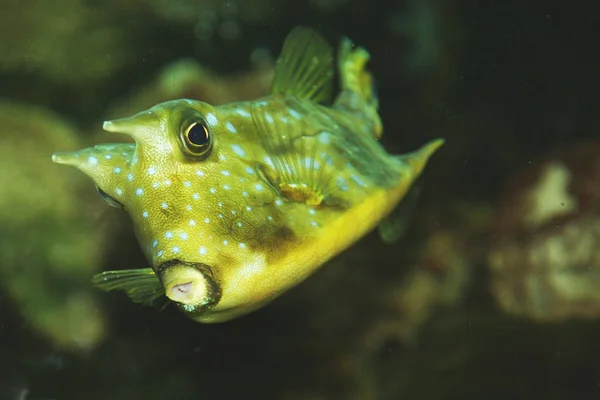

{"left": 187, "top": 122, "right": 208, "bottom": 146}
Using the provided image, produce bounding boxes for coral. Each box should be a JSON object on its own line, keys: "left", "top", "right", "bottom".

{"left": 489, "top": 140, "right": 600, "bottom": 321}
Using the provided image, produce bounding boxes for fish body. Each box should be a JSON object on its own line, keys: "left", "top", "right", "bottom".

{"left": 52, "top": 27, "right": 443, "bottom": 323}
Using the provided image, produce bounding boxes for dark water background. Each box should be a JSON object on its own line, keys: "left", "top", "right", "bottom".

{"left": 1, "top": 0, "right": 598, "bottom": 399}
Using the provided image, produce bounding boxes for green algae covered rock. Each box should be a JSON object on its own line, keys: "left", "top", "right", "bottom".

{"left": 0, "top": 100, "right": 113, "bottom": 350}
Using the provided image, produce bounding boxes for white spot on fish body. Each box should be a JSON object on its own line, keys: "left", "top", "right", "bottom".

{"left": 226, "top": 122, "right": 237, "bottom": 133}
{"left": 152, "top": 182, "right": 159, "bottom": 188}
{"left": 189, "top": 219, "right": 196, "bottom": 226}
{"left": 113, "top": 167, "right": 121, "bottom": 174}
{"left": 351, "top": 174, "right": 368, "bottom": 187}
{"left": 184, "top": 181, "right": 191, "bottom": 187}
{"left": 239, "top": 243, "right": 246, "bottom": 249}
{"left": 172, "top": 246, "right": 180, "bottom": 253}
{"left": 116, "top": 188, "right": 123, "bottom": 195}
{"left": 157, "top": 250, "right": 164, "bottom": 257}
{"left": 219, "top": 153, "right": 227, "bottom": 161}
{"left": 88, "top": 156, "right": 98, "bottom": 165}
{"left": 204, "top": 217, "right": 210, "bottom": 223}
{"left": 263, "top": 156, "right": 274, "bottom": 168}
{"left": 152, "top": 240, "right": 158, "bottom": 248}
{"left": 161, "top": 202, "right": 168, "bottom": 209}
{"left": 104, "top": 154, "right": 112, "bottom": 160}
{"left": 244, "top": 167, "right": 254, "bottom": 174}
{"left": 142, "top": 211, "right": 149, "bottom": 218}
{"left": 199, "top": 246, "right": 207, "bottom": 255}
{"left": 318, "top": 133, "right": 331, "bottom": 144}
{"left": 275, "top": 199, "right": 283, "bottom": 206}
{"left": 179, "top": 232, "right": 188, "bottom": 240}
{"left": 265, "top": 114, "right": 274, "bottom": 123}
{"left": 221, "top": 170, "right": 230, "bottom": 176}
{"left": 206, "top": 112, "right": 218, "bottom": 126}
{"left": 254, "top": 184, "right": 263, "bottom": 191}
{"left": 308, "top": 209, "right": 316, "bottom": 215}
{"left": 304, "top": 158, "right": 320, "bottom": 169}
{"left": 196, "top": 170, "right": 205, "bottom": 177}
{"left": 127, "top": 173, "right": 134, "bottom": 181}
{"left": 193, "top": 193, "right": 200, "bottom": 200}
{"left": 223, "top": 185, "right": 231, "bottom": 190}
{"left": 289, "top": 109, "right": 301, "bottom": 119}
{"left": 231, "top": 144, "right": 245, "bottom": 156}
{"left": 164, "top": 179, "right": 172, "bottom": 186}
{"left": 209, "top": 188, "right": 217, "bottom": 194}
{"left": 246, "top": 206, "right": 252, "bottom": 211}
{"left": 236, "top": 109, "right": 251, "bottom": 118}
{"left": 165, "top": 232, "right": 173, "bottom": 239}
{"left": 223, "top": 240, "right": 229, "bottom": 245}
{"left": 337, "top": 177, "right": 349, "bottom": 191}
{"left": 136, "top": 188, "right": 144, "bottom": 196}
{"left": 186, "top": 205, "right": 192, "bottom": 211}
{"left": 147, "top": 167, "right": 156, "bottom": 175}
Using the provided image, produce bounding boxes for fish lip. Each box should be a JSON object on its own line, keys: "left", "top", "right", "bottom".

{"left": 155, "top": 259, "right": 222, "bottom": 310}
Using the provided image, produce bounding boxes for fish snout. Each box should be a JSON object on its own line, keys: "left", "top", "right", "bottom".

{"left": 156, "top": 260, "right": 221, "bottom": 311}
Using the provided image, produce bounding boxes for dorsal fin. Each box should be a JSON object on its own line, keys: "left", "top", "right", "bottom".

{"left": 270, "top": 26, "right": 334, "bottom": 105}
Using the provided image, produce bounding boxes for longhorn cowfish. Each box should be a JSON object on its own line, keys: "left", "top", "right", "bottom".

{"left": 52, "top": 26, "right": 444, "bottom": 323}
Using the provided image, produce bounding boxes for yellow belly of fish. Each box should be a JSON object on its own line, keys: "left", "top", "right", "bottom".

{"left": 200, "top": 179, "right": 412, "bottom": 323}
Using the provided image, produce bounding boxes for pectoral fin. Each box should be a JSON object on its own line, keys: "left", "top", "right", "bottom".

{"left": 92, "top": 268, "right": 165, "bottom": 306}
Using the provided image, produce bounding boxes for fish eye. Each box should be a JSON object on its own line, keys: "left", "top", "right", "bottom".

{"left": 182, "top": 121, "right": 212, "bottom": 159}
{"left": 95, "top": 185, "right": 124, "bottom": 209}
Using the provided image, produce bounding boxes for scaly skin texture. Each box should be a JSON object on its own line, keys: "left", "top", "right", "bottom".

{"left": 52, "top": 27, "right": 443, "bottom": 323}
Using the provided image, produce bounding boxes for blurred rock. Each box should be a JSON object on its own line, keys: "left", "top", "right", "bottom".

{"left": 0, "top": 0, "right": 133, "bottom": 84}
{"left": 108, "top": 58, "right": 273, "bottom": 115}
{"left": 489, "top": 140, "right": 600, "bottom": 322}
{"left": 91, "top": 58, "right": 273, "bottom": 144}
{"left": 0, "top": 100, "right": 117, "bottom": 350}
{"left": 0, "top": 0, "right": 274, "bottom": 85}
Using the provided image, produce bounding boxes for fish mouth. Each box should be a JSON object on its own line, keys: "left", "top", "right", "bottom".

{"left": 156, "top": 260, "right": 222, "bottom": 311}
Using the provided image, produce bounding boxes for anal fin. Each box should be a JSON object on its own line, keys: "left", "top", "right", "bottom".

{"left": 378, "top": 186, "right": 420, "bottom": 244}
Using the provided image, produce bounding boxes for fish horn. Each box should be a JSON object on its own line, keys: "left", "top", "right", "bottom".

{"left": 51, "top": 151, "right": 81, "bottom": 166}
{"left": 102, "top": 110, "right": 158, "bottom": 143}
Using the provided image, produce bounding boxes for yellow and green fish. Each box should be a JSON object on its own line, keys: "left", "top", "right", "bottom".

{"left": 52, "top": 27, "right": 443, "bottom": 323}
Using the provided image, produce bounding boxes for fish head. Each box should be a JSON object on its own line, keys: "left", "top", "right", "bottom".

{"left": 52, "top": 99, "right": 273, "bottom": 316}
